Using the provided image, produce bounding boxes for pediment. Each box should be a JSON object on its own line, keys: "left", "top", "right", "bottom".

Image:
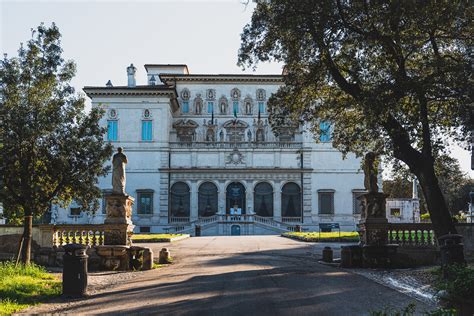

{"left": 173, "top": 119, "right": 199, "bottom": 129}
{"left": 223, "top": 119, "right": 249, "bottom": 129}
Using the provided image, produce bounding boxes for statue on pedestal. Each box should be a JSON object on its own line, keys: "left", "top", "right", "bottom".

{"left": 112, "top": 147, "right": 128, "bottom": 195}
{"left": 363, "top": 152, "right": 379, "bottom": 193}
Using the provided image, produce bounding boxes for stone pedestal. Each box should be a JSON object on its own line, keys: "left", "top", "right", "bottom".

{"left": 357, "top": 192, "right": 398, "bottom": 268}
{"left": 104, "top": 194, "right": 135, "bottom": 246}
{"left": 96, "top": 245, "right": 129, "bottom": 271}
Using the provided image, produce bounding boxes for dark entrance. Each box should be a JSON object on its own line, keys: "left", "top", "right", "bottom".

{"left": 226, "top": 182, "right": 246, "bottom": 214}
{"left": 231, "top": 225, "right": 241, "bottom": 235}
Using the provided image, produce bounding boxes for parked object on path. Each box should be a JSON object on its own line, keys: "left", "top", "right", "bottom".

{"left": 322, "top": 246, "right": 333, "bottom": 263}
{"left": 62, "top": 244, "right": 88, "bottom": 297}
{"left": 340, "top": 245, "right": 362, "bottom": 268}
{"left": 159, "top": 248, "right": 172, "bottom": 264}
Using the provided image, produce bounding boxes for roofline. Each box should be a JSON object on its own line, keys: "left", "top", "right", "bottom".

{"left": 83, "top": 85, "right": 177, "bottom": 98}
{"left": 144, "top": 64, "right": 190, "bottom": 74}
{"left": 159, "top": 73, "right": 283, "bottom": 83}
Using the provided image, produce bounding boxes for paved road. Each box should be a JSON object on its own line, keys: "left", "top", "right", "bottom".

{"left": 29, "top": 236, "right": 434, "bottom": 315}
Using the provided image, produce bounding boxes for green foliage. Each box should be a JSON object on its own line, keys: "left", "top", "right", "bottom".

{"left": 369, "top": 303, "right": 456, "bottom": 316}
{"left": 131, "top": 233, "right": 186, "bottom": 243}
{"left": 435, "top": 264, "right": 474, "bottom": 302}
{"left": 238, "top": 1, "right": 472, "bottom": 238}
{"left": 386, "top": 155, "right": 472, "bottom": 215}
{"left": 0, "top": 262, "right": 61, "bottom": 315}
{"left": 421, "top": 213, "right": 431, "bottom": 220}
{"left": 282, "top": 231, "right": 359, "bottom": 242}
{"left": 0, "top": 23, "right": 112, "bottom": 222}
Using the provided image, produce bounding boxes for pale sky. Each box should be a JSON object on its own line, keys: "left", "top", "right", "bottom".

{"left": 1, "top": 0, "right": 472, "bottom": 178}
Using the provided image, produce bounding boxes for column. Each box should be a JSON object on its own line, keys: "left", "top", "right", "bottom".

{"left": 190, "top": 181, "right": 198, "bottom": 221}
{"left": 274, "top": 181, "right": 282, "bottom": 221}
{"left": 218, "top": 181, "right": 226, "bottom": 215}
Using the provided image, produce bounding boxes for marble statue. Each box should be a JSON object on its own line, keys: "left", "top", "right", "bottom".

{"left": 363, "top": 152, "right": 379, "bottom": 193}
{"left": 112, "top": 147, "right": 128, "bottom": 195}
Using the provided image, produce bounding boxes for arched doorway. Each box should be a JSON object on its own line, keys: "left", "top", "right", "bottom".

{"left": 198, "top": 182, "right": 218, "bottom": 217}
{"left": 281, "top": 182, "right": 302, "bottom": 218}
{"left": 231, "top": 225, "right": 241, "bottom": 236}
{"left": 254, "top": 182, "right": 273, "bottom": 217}
{"left": 226, "top": 182, "right": 246, "bottom": 214}
{"left": 170, "top": 182, "right": 190, "bottom": 218}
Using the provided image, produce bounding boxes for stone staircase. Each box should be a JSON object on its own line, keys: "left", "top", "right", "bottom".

{"left": 166, "top": 214, "right": 298, "bottom": 235}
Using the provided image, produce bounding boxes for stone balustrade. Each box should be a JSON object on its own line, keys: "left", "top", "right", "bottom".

{"left": 387, "top": 223, "right": 437, "bottom": 247}
{"left": 281, "top": 217, "right": 302, "bottom": 223}
{"left": 169, "top": 141, "right": 303, "bottom": 149}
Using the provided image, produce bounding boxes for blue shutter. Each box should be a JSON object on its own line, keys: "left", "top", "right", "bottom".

{"left": 233, "top": 101, "right": 239, "bottom": 113}
{"left": 107, "top": 120, "right": 117, "bottom": 141}
{"left": 208, "top": 102, "right": 213, "bottom": 113}
{"left": 319, "top": 121, "right": 331, "bottom": 142}
{"left": 142, "top": 121, "right": 152, "bottom": 141}
{"left": 258, "top": 102, "right": 264, "bottom": 113}
{"left": 182, "top": 101, "right": 189, "bottom": 113}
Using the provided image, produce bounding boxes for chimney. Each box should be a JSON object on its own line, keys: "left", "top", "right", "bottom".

{"left": 412, "top": 178, "right": 419, "bottom": 199}
{"left": 127, "top": 63, "right": 137, "bottom": 87}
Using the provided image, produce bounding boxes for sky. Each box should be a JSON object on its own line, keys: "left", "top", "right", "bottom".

{"left": 1, "top": 0, "right": 472, "bottom": 178}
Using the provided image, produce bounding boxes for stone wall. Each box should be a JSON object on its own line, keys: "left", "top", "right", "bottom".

{"left": 456, "top": 223, "right": 474, "bottom": 258}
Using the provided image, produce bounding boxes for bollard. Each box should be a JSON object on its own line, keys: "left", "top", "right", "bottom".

{"left": 159, "top": 247, "right": 171, "bottom": 264}
{"left": 62, "top": 244, "right": 88, "bottom": 297}
{"left": 322, "top": 246, "right": 333, "bottom": 263}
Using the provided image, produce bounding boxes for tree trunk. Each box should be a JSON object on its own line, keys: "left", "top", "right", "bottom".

{"left": 20, "top": 214, "right": 33, "bottom": 265}
{"left": 414, "top": 162, "right": 457, "bottom": 237}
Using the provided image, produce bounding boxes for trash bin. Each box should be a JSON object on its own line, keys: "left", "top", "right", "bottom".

{"left": 295, "top": 225, "right": 302, "bottom": 232}
{"left": 438, "top": 234, "right": 465, "bottom": 266}
{"left": 62, "top": 243, "right": 88, "bottom": 297}
{"left": 195, "top": 225, "right": 201, "bottom": 237}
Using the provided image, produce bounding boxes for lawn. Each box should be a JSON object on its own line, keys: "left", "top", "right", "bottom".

{"left": 283, "top": 232, "right": 360, "bottom": 242}
{"left": 131, "top": 233, "right": 188, "bottom": 243}
{"left": 0, "top": 262, "right": 61, "bottom": 315}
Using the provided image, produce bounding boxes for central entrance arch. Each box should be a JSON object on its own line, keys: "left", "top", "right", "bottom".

{"left": 226, "top": 182, "right": 246, "bottom": 214}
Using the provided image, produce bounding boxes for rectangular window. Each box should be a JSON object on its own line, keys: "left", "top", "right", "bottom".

{"left": 207, "top": 101, "right": 214, "bottom": 113}
{"left": 107, "top": 120, "right": 118, "bottom": 141}
{"left": 353, "top": 192, "right": 365, "bottom": 214}
{"left": 319, "top": 121, "right": 331, "bottom": 142}
{"left": 318, "top": 191, "right": 334, "bottom": 214}
{"left": 233, "top": 101, "right": 239, "bottom": 114}
{"left": 139, "top": 226, "right": 151, "bottom": 233}
{"left": 141, "top": 120, "right": 152, "bottom": 141}
{"left": 182, "top": 101, "right": 189, "bottom": 113}
{"left": 390, "top": 208, "right": 401, "bottom": 217}
{"left": 101, "top": 190, "right": 112, "bottom": 214}
{"left": 258, "top": 101, "right": 265, "bottom": 113}
{"left": 137, "top": 191, "right": 153, "bottom": 215}
{"left": 70, "top": 207, "right": 81, "bottom": 216}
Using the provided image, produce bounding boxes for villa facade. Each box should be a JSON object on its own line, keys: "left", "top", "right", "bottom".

{"left": 52, "top": 64, "right": 369, "bottom": 235}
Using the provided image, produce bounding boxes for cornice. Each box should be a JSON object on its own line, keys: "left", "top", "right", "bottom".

{"left": 159, "top": 74, "right": 284, "bottom": 84}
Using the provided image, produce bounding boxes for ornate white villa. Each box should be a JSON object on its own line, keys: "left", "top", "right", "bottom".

{"left": 51, "top": 63, "right": 377, "bottom": 235}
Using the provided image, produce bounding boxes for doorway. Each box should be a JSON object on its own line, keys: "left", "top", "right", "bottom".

{"left": 226, "top": 182, "right": 246, "bottom": 214}
{"left": 231, "top": 225, "right": 241, "bottom": 236}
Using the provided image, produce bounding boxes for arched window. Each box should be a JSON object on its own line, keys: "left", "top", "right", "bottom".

{"left": 226, "top": 182, "right": 246, "bottom": 214}
{"left": 254, "top": 182, "right": 273, "bottom": 217}
{"left": 170, "top": 182, "right": 190, "bottom": 218}
{"left": 198, "top": 182, "right": 218, "bottom": 217}
{"left": 281, "top": 182, "right": 302, "bottom": 217}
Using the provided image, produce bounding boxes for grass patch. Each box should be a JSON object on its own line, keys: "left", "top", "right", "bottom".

{"left": 283, "top": 231, "right": 360, "bottom": 242}
{"left": 0, "top": 262, "right": 61, "bottom": 315}
{"left": 131, "top": 234, "right": 187, "bottom": 243}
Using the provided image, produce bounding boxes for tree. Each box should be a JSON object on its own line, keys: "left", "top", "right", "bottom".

{"left": 238, "top": 1, "right": 472, "bottom": 251}
{"left": 385, "top": 156, "right": 473, "bottom": 216}
{"left": 0, "top": 23, "right": 112, "bottom": 264}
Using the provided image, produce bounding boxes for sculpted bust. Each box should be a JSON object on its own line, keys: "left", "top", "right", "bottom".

{"left": 112, "top": 147, "right": 128, "bottom": 195}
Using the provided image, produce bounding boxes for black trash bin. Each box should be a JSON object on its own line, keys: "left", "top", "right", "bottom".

{"left": 195, "top": 225, "right": 201, "bottom": 237}
{"left": 62, "top": 243, "right": 88, "bottom": 297}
